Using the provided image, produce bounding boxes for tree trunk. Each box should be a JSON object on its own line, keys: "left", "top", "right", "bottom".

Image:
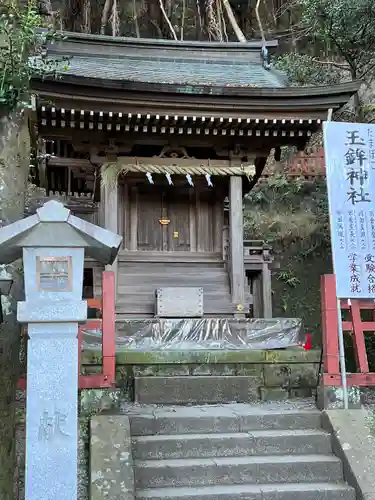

{"left": 353, "top": 92, "right": 362, "bottom": 121}
{"left": 351, "top": 70, "right": 362, "bottom": 121}
{"left": 0, "top": 113, "right": 30, "bottom": 500}
{"left": 222, "top": 0, "right": 246, "bottom": 42}
{"left": 147, "top": 0, "right": 164, "bottom": 38}
{"left": 100, "top": 0, "right": 113, "bottom": 34}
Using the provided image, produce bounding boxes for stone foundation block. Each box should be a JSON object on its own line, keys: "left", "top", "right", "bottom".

{"left": 317, "top": 385, "right": 361, "bottom": 410}
{"left": 263, "top": 363, "right": 319, "bottom": 389}
{"left": 134, "top": 364, "right": 190, "bottom": 377}
{"left": 134, "top": 375, "right": 260, "bottom": 404}
{"left": 260, "top": 387, "right": 289, "bottom": 401}
{"left": 190, "top": 364, "right": 237, "bottom": 376}
{"left": 289, "top": 388, "right": 315, "bottom": 398}
{"left": 90, "top": 415, "right": 134, "bottom": 500}
{"left": 236, "top": 364, "right": 264, "bottom": 377}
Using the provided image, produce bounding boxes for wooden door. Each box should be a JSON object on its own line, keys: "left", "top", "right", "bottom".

{"left": 166, "top": 188, "right": 190, "bottom": 251}
{"left": 136, "top": 185, "right": 191, "bottom": 251}
{"left": 137, "top": 187, "right": 163, "bottom": 250}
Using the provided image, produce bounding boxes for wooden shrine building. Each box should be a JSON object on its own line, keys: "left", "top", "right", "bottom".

{"left": 29, "top": 33, "right": 359, "bottom": 321}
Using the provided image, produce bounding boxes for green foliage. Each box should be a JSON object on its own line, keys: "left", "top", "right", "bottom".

{"left": 276, "top": 0, "right": 375, "bottom": 87}
{"left": 301, "top": 0, "right": 375, "bottom": 79}
{"left": 277, "top": 269, "right": 300, "bottom": 288}
{"left": 244, "top": 176, "right": 331, "bottom": 341}
{"left": 0, "top": 1, "right": 66, "bottom": 112}
{"left": 244, "top": 174, "right": 329, "bottom": 247}
{"left": 276, "top": 53, "right": 340, "bottom": 86}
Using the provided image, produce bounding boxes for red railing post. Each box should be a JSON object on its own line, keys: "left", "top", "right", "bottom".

{"left": 349, "top": 300, "right": 369, "bottom": 373}
{"left": 101, "top": 270, "right": 116, "bottom": 385}
{"left": 321, "top": 274, "right": 340, "bottom": 376}
{"left": 19, "top": 272, "right": 117, "bottom": 390}
{"left": 321, "top": 274, "right": 375, "bottom": 387}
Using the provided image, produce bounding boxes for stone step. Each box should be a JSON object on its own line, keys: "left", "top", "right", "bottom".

{"left": 132, "top": 429, "right": 332, "bottom": 460}
{"left": 137, "top": 481, "right": 355, "bottom": 500}
{"left": 136, "top": 482, "right": 356, "bottom": 500}
{"left": 134, "top": 455, "right": 343, "bottom": 489}
{"left": 128, "top": 404, "right": 322, "bottom": 436}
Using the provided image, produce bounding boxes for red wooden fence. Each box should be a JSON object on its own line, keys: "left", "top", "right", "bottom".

{"left": 17, "top": 270, "right": 116, "bottom": 390}
{"left": 287, "top": 147, "right": 326, "bottom": 177}
{"left": 321, "top": 274, "right": 375, "bottom": 387}
{"left": 263, "top": 146, "right": 326, "bottom": 179}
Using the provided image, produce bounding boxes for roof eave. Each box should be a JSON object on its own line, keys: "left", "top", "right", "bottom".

{"left": 32, "top": 73, "right": 361, "bottom": 100}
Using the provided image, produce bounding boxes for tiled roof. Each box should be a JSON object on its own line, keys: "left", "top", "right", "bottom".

{"left": 62, "top": 55, "right": 286, "bottom": 87}
{"left": 48, "top": 33, "right": 288, "bottom": 88}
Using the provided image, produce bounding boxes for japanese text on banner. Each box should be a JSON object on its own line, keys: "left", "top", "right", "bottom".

{"left": 323, "top": 122, "right": 375, "bottom": 298}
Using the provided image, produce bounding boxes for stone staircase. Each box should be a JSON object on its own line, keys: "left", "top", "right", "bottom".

{"left": 128, "top": 401, "right": 355, "bottom": 500}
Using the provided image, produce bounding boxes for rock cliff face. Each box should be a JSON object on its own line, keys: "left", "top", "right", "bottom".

{"left": 0, "top": 112, "right": 30, "bottom": 500}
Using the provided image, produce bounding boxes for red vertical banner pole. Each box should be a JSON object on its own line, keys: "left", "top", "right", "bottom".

{"left": 102, "top": 271, "right": 116, "bottom": 385}
{"left": 321, "top": 274, "right": 340, "bottom": 375}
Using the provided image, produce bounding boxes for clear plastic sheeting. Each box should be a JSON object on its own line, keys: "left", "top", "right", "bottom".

{"left": 82, "top": 318, "right": 303, "bottom": 351}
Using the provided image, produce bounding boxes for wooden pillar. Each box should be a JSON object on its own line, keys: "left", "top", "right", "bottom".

{"left": 99, "top": 181, "right": 106, "bottom": 228}
{"left": 103, "top": 179, "right": 119, "bottom": 296}
{"left": 189, "top": 188, "right": 197, "bottom": 252}
{"left": 229, "top": 175, "right": 245, "bottom": 310}
{"left": 130, "top": 186, "right": 138, "bottom": 251}
{"left": 213, "top": 198, "right": 224, "bottom": 254}
{"left": 262, "top": 262, "right": 272, "bottom": 318}
{"left": 196, "top": 188, "right": 204, "bottom": 252}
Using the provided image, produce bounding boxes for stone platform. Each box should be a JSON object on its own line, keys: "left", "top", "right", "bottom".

{"left": 81, "top": 348, "right": 321, "bottom": 404}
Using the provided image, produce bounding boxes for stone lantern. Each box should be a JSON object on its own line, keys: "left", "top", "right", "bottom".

{"left": 0, "top": 200, "right": 122, "bottom": 500}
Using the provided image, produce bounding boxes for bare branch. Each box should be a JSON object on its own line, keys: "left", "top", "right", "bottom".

{"left": 109, "top": 0, "right": 120, "bottom": 36}
{"left": 133, "top": 0, "right": 140, "bottom": 37}
{"left": 180, "top": 0, "right": 185, "bottom": 40}
{"left": 222, "top": 0, "right": 246, "bottom": 42}
{"left": 195, "top": 0, "right": 203, "bottom": 39}
{"left": 358, "top": 60, "right": 375, "bottom": 80}
{"left": 158, "top": 0, "right": 178, "bottom": 40}
{"left": 100, "top": 0, "right": 113, "bottom": 34}
{"left": 255, "top": 0, "right": 265, "bottom": 43}
{"left": 312, "top": 58, "right": 351, "bottom": 71}
{"left": 81, "top": 0, "right": 91, "bottom": 34}
{"left": 219, "top": 0, "right": 228, "bottom": 41}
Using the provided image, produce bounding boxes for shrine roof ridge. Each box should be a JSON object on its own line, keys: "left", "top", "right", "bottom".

{"left": 43, "top": 30, "right": 286, "bottom": 89}
{"left": 48, "top": 31, "right": 279, "bottom": 56}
